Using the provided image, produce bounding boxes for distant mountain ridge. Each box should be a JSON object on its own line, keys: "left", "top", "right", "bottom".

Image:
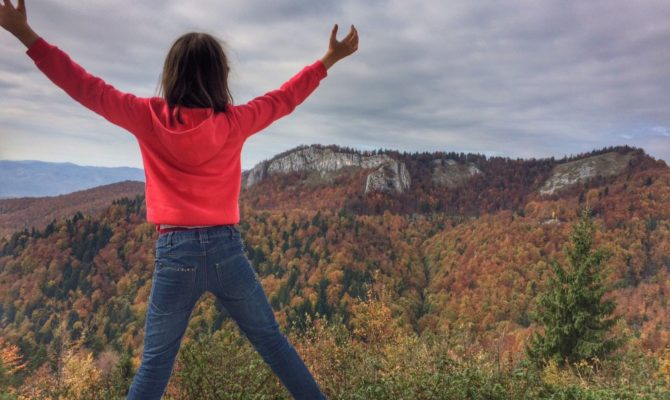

{"left": 0, "top": 180, "right": 144, "bottom": 238}
{"left": 242, "top": 144, "right": 648, "bottom": 195}
{"left": 0, "top": 160, "right": 145, "bottom": 198}
{"left": 240, "top": 143, "right": 659, "bottom": 216}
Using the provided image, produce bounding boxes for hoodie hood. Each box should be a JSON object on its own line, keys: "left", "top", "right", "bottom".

{"left": 149, "top": 98, "right": 229, "bottom": 167}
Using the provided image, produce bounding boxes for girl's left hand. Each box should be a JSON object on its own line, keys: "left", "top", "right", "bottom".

{"left": 320, "top": 24, "right": 359, "bottom": 70}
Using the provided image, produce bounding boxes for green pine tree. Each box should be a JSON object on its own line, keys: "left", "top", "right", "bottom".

{"left": 525, "top": 208, "right": 623, "bottom": 368}
{"left": 111, "top": 350, "right": 135, "bottom": 394}
{"left": 0, "top": 361, "right": 12, "bottom": 397}
{"left": 100, "top": 350, "right": 135, "bottom": 398}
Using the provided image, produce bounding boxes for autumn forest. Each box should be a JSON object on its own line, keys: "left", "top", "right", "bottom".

{"left": 1, "top": 145, "right": 669, "bottom": 398}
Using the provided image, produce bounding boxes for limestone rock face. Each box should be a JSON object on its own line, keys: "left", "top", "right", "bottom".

{"left": 364, "top": 160, "right": 411, "bottom": 194}
{"left": 539, "top": 152, "right": 633, "bottom": 195}
{"left": 431, "top": 159, "right": 481, "bottom": 188}
{"left": 243, "top": 145, "right": 411, "bottom": 194}
{"left": 244, "top": 164, "right": 267, "bottom": 188}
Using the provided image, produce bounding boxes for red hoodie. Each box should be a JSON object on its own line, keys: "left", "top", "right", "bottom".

{"left": 26, "top": 37, "right": 328, "bottom": 226}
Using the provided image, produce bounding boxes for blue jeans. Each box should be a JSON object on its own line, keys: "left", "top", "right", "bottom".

{"left": 127, "top": 225, "right": 326, "bottom": 399}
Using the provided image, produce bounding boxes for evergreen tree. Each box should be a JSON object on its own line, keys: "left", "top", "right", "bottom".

{"left": 525, "top": 208, "right": 623, "bottom": 368}
{"left": 105, "top": 350, "right": 135, "bottom": 397}
{"left": 0, "top": 361, "right": 12, "bottom": 397}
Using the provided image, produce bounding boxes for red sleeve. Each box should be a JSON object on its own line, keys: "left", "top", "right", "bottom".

{"left": 231, "top": 60, "right": 328, "bottom": 141}
{"left": 26, "top": 37, "right": 152, "bottom": 140}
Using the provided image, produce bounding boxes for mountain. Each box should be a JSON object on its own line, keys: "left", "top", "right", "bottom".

{"left": 0, "top": 180, "right": 145, "bottom": 238}
{"left": 0, "top": 144, "right": 669, "bottom": 395}
{"left": 240, "top": 143, "right": 657, "bottom": 216}
{"left": 0, "top": 160, "right": 145, "bottom": 198}
{"left": 242, "top": 144, "right": 412, "bottom": 194}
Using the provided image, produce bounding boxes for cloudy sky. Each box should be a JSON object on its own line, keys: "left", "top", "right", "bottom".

{"left": 1, "top": 0, "right": 669, "bottom": 170}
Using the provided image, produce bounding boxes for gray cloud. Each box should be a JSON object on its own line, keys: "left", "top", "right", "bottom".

{"left": 1, "top": 0, "right": 669, "bottom": 169}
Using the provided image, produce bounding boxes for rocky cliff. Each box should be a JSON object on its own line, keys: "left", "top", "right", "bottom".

{"left": 242, "top": 145, "right": 490, "bottom": 196}
{"left": 243, "top": 145, "right": 412, "bottom": 194}
{"left": 242, "top": 146, "right": 643, "bottom": 202}
{"left": 431, "top": 159, "right": 482, "bottom": 188}
{"left": 539, "top": 151, "right": 633, "bottom": 195}
{"left": 365, "top": 160, "right": 411, "bottom": 194}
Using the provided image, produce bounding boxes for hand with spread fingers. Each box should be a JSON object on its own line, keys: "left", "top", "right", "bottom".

{"left": 0, "top": 0, "right": 38, "bottom": 47}
{"left": 321, "top": 24, "right": 359, "bottom": 70}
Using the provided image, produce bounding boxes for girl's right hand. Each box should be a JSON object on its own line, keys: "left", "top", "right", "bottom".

{"left": 1, "top": 0, "right": 28, "bottom": 34}
{"left": 1, "top": 0, "right": 38, "bottom": 47}
{"left": 320, "top": 24, "right": 359, "bottom": 70}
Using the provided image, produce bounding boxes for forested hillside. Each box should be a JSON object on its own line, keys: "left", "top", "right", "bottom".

{"left": 0, "top": 180, "right": 145, "bottom": 238}
{"left": 0, "top": 145, "right": 669, "bottom": 398}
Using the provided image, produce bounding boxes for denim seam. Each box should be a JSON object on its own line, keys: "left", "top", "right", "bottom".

{"left": 203, "top": 241, "right": 208, "bottom": 294}
{"left": 217, "top": 250, "right": 244, "bottom": 264}
{"left": 159, "top": 266, "right": 195, "bottom": 272}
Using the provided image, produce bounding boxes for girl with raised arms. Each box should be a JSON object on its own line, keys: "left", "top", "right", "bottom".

{"left": 0, "top": 1, "right": 358, "bottom": 398}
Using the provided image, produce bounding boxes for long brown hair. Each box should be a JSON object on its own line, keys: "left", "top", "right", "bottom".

{"left": 159, "top": 32, "right": 233, "bottom": 122}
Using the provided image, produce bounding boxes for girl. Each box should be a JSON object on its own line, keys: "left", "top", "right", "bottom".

{"left": 0, "top": 1, "right": 358, "bottom": 398}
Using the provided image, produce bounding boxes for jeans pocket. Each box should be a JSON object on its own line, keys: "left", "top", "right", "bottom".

{"left": 149, "top": 260, "right": 197, "bottom": 314}
{"left": 215, "top": 252, "right": 260, "bottom": 301}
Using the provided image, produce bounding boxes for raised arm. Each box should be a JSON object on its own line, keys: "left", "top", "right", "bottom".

{"left": 233, "top": 24, "right": 359, "bottom": 141}
{"left": 1, "top": 0, "right": 152, "bottom": 139}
